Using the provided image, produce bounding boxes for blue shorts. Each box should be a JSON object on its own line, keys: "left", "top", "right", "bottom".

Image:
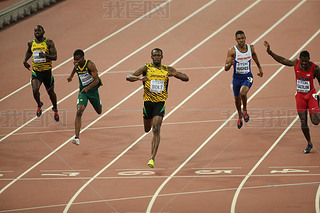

{"left": 233, "top": 77, "right": 253, "bottom": 96}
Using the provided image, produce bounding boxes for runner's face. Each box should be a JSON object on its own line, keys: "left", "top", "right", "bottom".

{"left": 73, "top": 55, "right": 84, "bottom": 66}
{"left": 299, "top": 56, "right": 310, "bottom": 70}
{"left": 34, "top": 26, "right": 44, "bottom": 40}
{"left": 151, "top": 50, "right": 163, "bottom": 66}
{"left": 235, "top": 34, "right": 246, "bottom": 47}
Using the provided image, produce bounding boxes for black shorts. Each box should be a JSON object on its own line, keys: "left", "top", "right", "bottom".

{"left": 31, "top": 69, "right": 54, "bottom": 90}
{"left": 143, "top": 101, "right": 165, "bottom": 119}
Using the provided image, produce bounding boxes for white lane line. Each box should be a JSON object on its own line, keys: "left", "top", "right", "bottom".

{"left": 147, "top": 1, "right": 308, "bottom": 212}
{"left": 316, "top": 184, "right": 320, "bottom": 213}
{"left": 0, "top": 0, "right": 216, "bottom": 195}
{"left": 231, "top": 28, "right": 320, "bottom": 213}
{"left": 2, "top": 173, "right": 320, "bottom": 182}
{"left": 2, "top": 181, "right": 319, "bottom": 213}
{"left": 0, "top": 0, "right": 171, "bottom": 103}
{"left": 0, "top": 115, "right": 297, "bottom": 137}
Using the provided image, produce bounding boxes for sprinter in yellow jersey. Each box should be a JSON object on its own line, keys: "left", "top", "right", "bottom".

{"left": 23, "top": 25, "right": 59, "bottom": 121}
{"left": 126, "top": 48, "right": 189, "bottom": 168}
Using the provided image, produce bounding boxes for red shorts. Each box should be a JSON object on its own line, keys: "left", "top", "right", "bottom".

{"left": 295, "top": 91, "right": 319, "bottom": 114}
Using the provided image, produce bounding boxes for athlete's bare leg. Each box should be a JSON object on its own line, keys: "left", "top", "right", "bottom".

{"left": 150, "top": 115, "right": 163, "bottom": 161}
{"left": 75, "top": 105, "right": 86, "bottom": 138}
{"left": 240, "top": 85, "right": 250, "bottom": 111}
{"left": 298, "top": 111, "right": 312, "bottom": 148}
{"left": 46, "top": 86, "right": 58, "bottom": 111}
{"left": 144, "top": 118, "right": 152, "bottom": 133}
{"left": 31, "top": 79, "right": 42, "bottom": 107}
{"left": 310, "top": 112, "right": 320, "bottom": 125}
{"left": 234, "top": 96, "right": 242, "bottom": 118}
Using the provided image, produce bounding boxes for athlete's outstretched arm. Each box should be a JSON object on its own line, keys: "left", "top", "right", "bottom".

{"left": 126, "top": 65, "right": 149, "bottom": 82}
{"left": 225, "top": 48, "right": 235, "bottom": 71}
{"left": 168, "top": 67, "right": 189, "bottom": 81}
{"left": 314, "top": 65, "right": 320, "bottom": 85}
{"left": 23, "top": 41, "right": 32, "bottom": 70}
{"left": 264, "top": 41, "right": 296, "bottom": 66}
{"left": 67, "top": 66, "right": 76, "bottom": 82}
{"left": 251, "top": 45, "right": 263, "bottom": 77}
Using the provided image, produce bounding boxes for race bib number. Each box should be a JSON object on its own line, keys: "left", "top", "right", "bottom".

{"left": 33, "top": 51, "right": 46, "bottom": 63}
{"left": 79, "top": 73, "right": 94, "bottom": 86}
{"left": 235, "top": 62, "right": 250, "bottom": 74}
{"left": 150, "top": 80, "right": 164, "bottom": 93}
{"left": 296, "top": 80, "right": 310, "bottom": 93}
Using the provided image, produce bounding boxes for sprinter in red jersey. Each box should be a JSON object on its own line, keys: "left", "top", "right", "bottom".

{"left": 264, "top": 41, "right": 320, "bottom": 154}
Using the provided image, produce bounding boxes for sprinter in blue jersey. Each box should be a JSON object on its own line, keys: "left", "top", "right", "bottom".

{"left": 225, "top": 30, "right": 263, "bottom": 129}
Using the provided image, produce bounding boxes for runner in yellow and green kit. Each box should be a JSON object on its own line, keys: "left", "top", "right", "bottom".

{"left": 67, "top": 49, "right": 102, "bottom": 145}
{"left": 126, "top": 48, "right": 189, "bottom": 168}
{"left": 23, "top": 25, "right": 59, "bottom": 121}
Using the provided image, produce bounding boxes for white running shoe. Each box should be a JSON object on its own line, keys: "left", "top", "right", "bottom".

{"left": 72, "top": 138, "right": 80, "bottom": 145}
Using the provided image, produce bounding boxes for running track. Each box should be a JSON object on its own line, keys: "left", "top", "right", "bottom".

{"left": 0, "top": 0, "right": 320, "bottom": 212}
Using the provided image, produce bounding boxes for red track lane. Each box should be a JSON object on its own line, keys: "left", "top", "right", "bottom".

{"left": 1, "top": 0, "right": 320, "bottom": 213}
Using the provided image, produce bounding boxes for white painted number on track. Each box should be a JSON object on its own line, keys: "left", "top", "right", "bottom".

{"left": 118, "top": 171, "right": 155, "bottom": 176}
{"left": 270, "top": 169, "right": 309, "bottom": 174}
{"left": 195, "top": 170, "right": 233, "bottom": 175}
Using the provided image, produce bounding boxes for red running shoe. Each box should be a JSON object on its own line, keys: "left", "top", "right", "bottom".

{"left": 243, "top": 110, "right": 249, "bottom": 123}
{"left": 36, "top": 102, "right": 43, "bottom": 117}
{"left": 53, "top": 109, "right": 59, "bottom": 122}
{"left": 237, "top": 117, "right": 243, "bottom": 129}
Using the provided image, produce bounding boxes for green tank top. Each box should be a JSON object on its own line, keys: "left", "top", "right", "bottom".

{"left": 76, "top": 60, "right": 100, "bottom": 91}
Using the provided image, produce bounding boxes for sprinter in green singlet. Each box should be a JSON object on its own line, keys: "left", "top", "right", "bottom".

{"left": 67, "top": 49, "right": 102, "bottom": 145}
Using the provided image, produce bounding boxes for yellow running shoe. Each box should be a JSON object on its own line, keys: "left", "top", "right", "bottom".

{"left": 148, "top": 159, "right": 154, "bottom": 168}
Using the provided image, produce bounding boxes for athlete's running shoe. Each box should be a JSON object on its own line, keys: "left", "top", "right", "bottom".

{"left": 72, "top": 138, "right": 80, "bottom": 145}
{"left": 36, "top": 102, "right": 43, "bottom": 117}
{"left": 148, "top": 159, "right": 154, "bottom": 168}
{"left": 237, "top": 117, "right": 243, "bottom": 129}
{"left": 304, "top": 144, "right": 313, "bottom": 154}
{"left": 243, "top": 110, "right": 249, "bottom": 122}
{"left": 52, "top": 108, "right": 59, "bottom": 122}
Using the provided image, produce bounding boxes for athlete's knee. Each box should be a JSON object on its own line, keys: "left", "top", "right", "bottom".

{"left": 152, "top": 124, "right": 161, "bottom": 135}
{"left": 76, "top": 108, "right": 85, "bottom": 117}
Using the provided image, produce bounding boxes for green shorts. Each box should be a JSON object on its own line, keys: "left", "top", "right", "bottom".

{"left": 77, "top": 88, "right": 102, "bottom": 110}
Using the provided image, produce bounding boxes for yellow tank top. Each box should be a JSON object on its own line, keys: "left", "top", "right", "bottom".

{"left": 143, "top": 63, "right": 169, "bottom": 102}
{"left": 31, "top": 38, "right": 52, "bottom": 72}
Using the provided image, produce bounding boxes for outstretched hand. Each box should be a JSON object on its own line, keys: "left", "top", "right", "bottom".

{"left": 264, "top": 41, "right": 271, "bottom": 54}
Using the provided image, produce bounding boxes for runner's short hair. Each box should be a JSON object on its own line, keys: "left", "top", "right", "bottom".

{"left": 235, "top": 30, "right": 245, "bottom": 37}
{"left": 151, "top": 48, "right": 163, "bottom": 55}
{"left": 299, "top": 51, "right": 310, "bottom": 59}
{"left": 74, "top": 49, "right": 84, "bottom": 57}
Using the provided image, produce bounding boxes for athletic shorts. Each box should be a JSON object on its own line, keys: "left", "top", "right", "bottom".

{"left": 77, "top": 88, "right": 102, "bottom": 110}
{"left": 295, "top": 91, "right": 319, "bottom": 114}
{"left": 143, "top": 101, "right": 165, "bottom": 120}
{"left": 232, "top": 77, "right": 253, "bottom": 96}
{"left": 31, "top": 69, "right": 54, "bottom": 90}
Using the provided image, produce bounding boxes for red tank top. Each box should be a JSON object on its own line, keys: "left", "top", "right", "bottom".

{"left": 294, "top": 60, "right": 315, "bottom": 93}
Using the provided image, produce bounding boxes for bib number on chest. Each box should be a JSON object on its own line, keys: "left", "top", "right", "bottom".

{"left": 79, "top": 73, "right": 94, "bottom": 86}
{"left": 150, "top": 80, "right": 164, "bottom": 93}
{"left": 33, "top": 51, "right": 46, "bottom": 63}
{"left": 296, "top": 80, "right": 310, "bottom": 93}
{"left": 235, "top": 62, "right": 250, "bottom": 74}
